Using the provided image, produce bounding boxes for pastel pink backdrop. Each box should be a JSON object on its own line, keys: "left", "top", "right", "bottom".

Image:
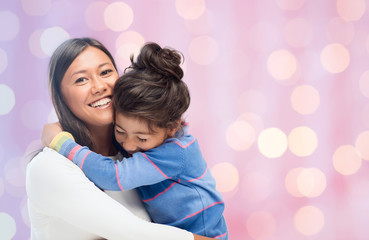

{"left": 1, "top": 0, "right": 369, "bottom": 239}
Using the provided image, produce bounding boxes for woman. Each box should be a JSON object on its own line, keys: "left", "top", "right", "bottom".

{"left": 26, "top": 38, "right": 215, "bottom": 240}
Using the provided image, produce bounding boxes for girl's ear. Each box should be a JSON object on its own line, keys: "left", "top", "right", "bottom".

{"left": 167, "top": 119, "right": 181, "bottom": 137}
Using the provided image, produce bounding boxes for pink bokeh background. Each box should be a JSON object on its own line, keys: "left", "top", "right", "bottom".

{"left": 1, "top": 0, "right": 369, "bottom": 239}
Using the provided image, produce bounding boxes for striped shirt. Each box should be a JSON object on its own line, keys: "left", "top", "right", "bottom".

{"left": 51, "top": 126, "right": 228, "bottom": 239}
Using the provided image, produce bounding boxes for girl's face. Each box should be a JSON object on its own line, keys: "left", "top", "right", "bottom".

{"left": 61, "top": 47, "right": 118, "bottom": 129}
{"left": 114, "top": 113, "right": 176, "bottom": 155}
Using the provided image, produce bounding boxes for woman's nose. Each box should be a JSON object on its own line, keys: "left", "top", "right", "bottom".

{"left": 91, "top": 77, "right": 107, "bottom": 94}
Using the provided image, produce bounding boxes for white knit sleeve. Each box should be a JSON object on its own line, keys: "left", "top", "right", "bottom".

{"left": 26, "top": 147, "right": 194, "bottom": 240}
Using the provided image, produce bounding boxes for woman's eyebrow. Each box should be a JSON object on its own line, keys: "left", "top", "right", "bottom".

{"left": 71, "top": 62, "right": 112, "bottom": 77}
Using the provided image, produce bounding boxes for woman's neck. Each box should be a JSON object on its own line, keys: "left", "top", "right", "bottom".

{"left": 88, "top": 124, "right": 117, "bottom": 156}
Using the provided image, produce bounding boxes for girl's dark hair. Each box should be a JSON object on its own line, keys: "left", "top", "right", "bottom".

{"left": 49, "top": 37, "right": 117, "bottom": 150}
{"left": 113, "top": 42, "right": 190, "bottom": 132}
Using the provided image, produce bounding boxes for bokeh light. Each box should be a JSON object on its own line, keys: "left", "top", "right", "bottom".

{"left": 0, "top": 212, "right": 16, "bottom": 240}
{"left": 258, "top": 128, "right": 288, "bottom": 158}
{"left": 246, "top": 211, "right": 276, "bottom": 240}
{"left": 326, "top": 18, "right": 355, "bottom": 45}
{"left": 189, "top": 36, "right": 218, "bottom": 65}
{"left": 29, "top": 29, "right": 48, "bottom": 58}
{"left": 290, "top": 84, "right": 320, "bottom": 115}
{"left": 288, "top": 126, "right": 318, "bottom": 157}
{"left": 0, "top": 84, "right": 15, "bottom": 115}
{"left": 359, "top": 70, "right": 369, "bottom": 99}
{"left": 285, "top": 167, "right": 305, "bottom": 197}
{"left": 267, "top": 49, "right": 297, "bottom": 80}
{"left": 333, "top": 145, "right": 362, "bottom": 175}
{"left": 242, "top": 171, "right": 272, "bottom": 202}
{"left": 336, "top": 0, "right": 366, "bottom": 22}
{"left": 284, "top": 18, "right": 313, "bottom": 48}
{"left": 237, "top": 113, "right": 264, "bottom": 135}
{"left": 104, "top": 2, "right": 133, "bottom": 32}
{"left": 355, "top": 131, "right": 369, "bottom": 161}
{"left": 275, "top": 0, "right": 306, "bottom": 10}
{"left": 40, "top": 26, "right": 70, "bottom": 56}
{"left": 297, "top": 168, "right": 326, "bottom": 198}
{"left": 320, "top": 43, "right": 350, "bottom": 73}
{"left": 85, "top": 1, "right": 108, "bottom": 31}
{"left": 211, "top": 162, "right": 239, "bottom": 193}
{"left": 0, "top": 48, "right": 8, "bottom": 74}
{"left": 294, "top": 205, "right": 324, "bottom": 236}
{"left": 183, "top": 9, "right": 213, "bottom": 35}
{"left": 226, "top": 120, "right": 256, "bottom": 151}
{"left": 0, "top": 11, "right": 20, "bottom": 41}
{"left": 175, "top": 0, "right": 206, "bottom": 20}
{"left": 115, "top": 31, "right": 145, "bottom": 72}
{"left": 21, "top": 0, "right": 51, "bottom": 16}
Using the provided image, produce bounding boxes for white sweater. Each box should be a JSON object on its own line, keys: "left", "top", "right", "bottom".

{"left": 26, "top": 147, "right": 193, "bottom": 240}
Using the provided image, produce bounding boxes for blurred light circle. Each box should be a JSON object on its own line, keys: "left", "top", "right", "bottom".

{"left": 20, "top": 100, "right": 49, "bottom": 130}
{"left": 175, "top": 0, "right": 206, "bottom": 20}
{"left": 184, "top": 9, "right": 213, "bottom": 35}
{"left": 294, "top": 205, "right": 324, "bottom": 236}
{"left": 238, "top": 90, "right": 267, "bottom": 116}
{"left": 284, "top": 18, "right": 313, "bottom": 48}
{"left": 189, "top": 36, "right": 218, "bottom": 65}
{"left": 85, "top": 1, "right": 108, "bottom": 31}
{"left": 29, "top": 29, "right": 48, "bottom": 58}
{"left": 0, "top": 48, "right": 8, "bottom": 74}
{"left": 0, "top": 11, "right": 20, "bottom": 41}
{"left": 0, "top": 84, "right": 15, "bottom": 115}
{"left": 320, "top": 43, "right": 350, "bottom": 73}
{"left": 40, "top": 26, "right": 70, "bottom": 56}
{"left": 242, "top": 171, "right": 272, "bottom": 202}
{"left": 359, "top": 70, "right": 369, "bottom": 99}
{"left": 211, "top": 162, "right": 239, "bottom": 193}
{"left": 246, "top": 211, "right": 276, "bottom": 240}
{"left": 116, "top": 31, "right": 145, "bottom": 50}
{"left": 355, "top": 131, "right": 369, "bottom": 161}
{"left": 288, "top": 126, "right": 318, "bottom": 157}
{"left": 297, "top": 168, "right": 326, "bottom": 198}
{"left": 115, "top": 43, "right": 142, "bottom": 72}
{"left": 333, "top": 145, "right": 362, "bottom": 175}
{"left": 226, "top": 120, "right": 256, "bottom": 151}
{"left": 104, "top": 2, "right": 133, "bottom": 32}
{"left": 47, "top": 108, "right": 58, "bottom": 123}
{"left": 267, "top": 49, "right": 297, "bottom": 80}
{"left": 237, "top": 112, "right": 264, "bottom": 135}
{"left": 336, "top": 0, "right": 366, "bottom": 22}
{"left": 290, "top": 85, "right": 320, "bottom": 115}
{"left": 0, "top": 212, "right": 16, "bottom": 240}
{"left": 22, "top": 0, "right": 51, "bottom": 16}
{"left": 275, "top": 0, "right": 305, "bottom": 10}
{"left": 326, "top": 18, "right": 355, "bottom": 45}
{"left": 285, "top": 167, "right": 305, "bottom": 197}
{"left": 258, "top": 128, "right": 288, "bottom": 158}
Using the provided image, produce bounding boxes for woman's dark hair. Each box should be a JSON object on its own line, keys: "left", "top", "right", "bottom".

{"left": 49, "top": 37, "right": 117, "bottom": 150}
{"left": 113, "top": 42, "right": 190, "bottom": 133}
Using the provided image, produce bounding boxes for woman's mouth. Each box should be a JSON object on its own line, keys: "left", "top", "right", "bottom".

{"left": 89, "top": 97, "right": 112, "bottom": 109}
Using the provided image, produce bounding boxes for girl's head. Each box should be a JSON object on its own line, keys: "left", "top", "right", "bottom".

{"left": 113, "top": 42, "right": 190, "bottom": 153}
{"left": 49, "top": 38, "right": 118, "bottom": 150}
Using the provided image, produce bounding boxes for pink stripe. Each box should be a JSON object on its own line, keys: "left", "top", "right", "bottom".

{"left": 142, "top": 153, "right": 170, "bottom": 179}
{"left": 187, "top": 168, "right": 208, "bottom": 182}
{"left": 214, "top": 232, "right": 227, "bottom": 239}
{"left": 80, "top": 151, "right": 91, "bottom": 169}
{"left": 180, "top": 201, "right": 224, "bottom": 221}
{"left": 174, "top": 138, "right": 195, "bottom": 149}
{"left": 143, "top": 181, "right": 178, "bottom": 202}
{"left": 115, "top": 163, "right": 125, "bottom": 191}
{"left": 67, "top": 145, "right": 82, "bottom": 161}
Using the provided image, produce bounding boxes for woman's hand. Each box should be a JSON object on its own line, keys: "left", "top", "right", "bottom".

{"left": 41, "top": 122, "right": 63, "bottom": 147}
{"left": 193, "top": 234, "right": 217, "bottom": 240}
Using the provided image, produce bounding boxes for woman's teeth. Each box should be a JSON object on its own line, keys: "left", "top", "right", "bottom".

{"left": 90, "top": 98, "right": 111, "bottom": 108}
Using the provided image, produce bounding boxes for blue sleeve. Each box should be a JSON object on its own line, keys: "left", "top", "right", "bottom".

{"left": 56, "top": 138, "right": 185, "bottom": 191}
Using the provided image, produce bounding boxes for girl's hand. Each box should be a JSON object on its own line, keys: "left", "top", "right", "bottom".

{"left": 41, "top": 122, "right": 63, "bottom": 147}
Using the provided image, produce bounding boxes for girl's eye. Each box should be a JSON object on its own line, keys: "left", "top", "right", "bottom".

{"left": 115, "top": 128, "right": 125, "bottom": 134}
{"left": 138, "top": 137, "right": 147, "bottom": 142}
{"left": 101, "top": 69, "right": 113, "bottom": 76}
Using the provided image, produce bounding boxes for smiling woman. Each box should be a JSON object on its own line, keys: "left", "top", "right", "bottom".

{"left": 26, "top": 38, "right": 215, "bottom": 240}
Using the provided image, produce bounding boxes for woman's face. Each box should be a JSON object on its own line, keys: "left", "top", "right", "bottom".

{"left": 61, "top": 46, "right": 118, "bottom": 129}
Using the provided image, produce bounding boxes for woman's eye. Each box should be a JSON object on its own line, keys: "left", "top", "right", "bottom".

{"left": 75, "top": 77, "right": 87, "bottom": 83}
{"left": 101, "top": 69, "right": 113, "bottom": 76}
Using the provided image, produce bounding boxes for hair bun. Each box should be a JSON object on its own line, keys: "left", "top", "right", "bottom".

{"left": 131, "top": 42, "right": 184, "bottom": 82}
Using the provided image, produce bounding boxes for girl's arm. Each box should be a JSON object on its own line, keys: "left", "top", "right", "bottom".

{"left": 49, "top": 132, "right": 183, "bottom": 191}
{"left": 26, "top": 148, "right": 194, "bottom": 240}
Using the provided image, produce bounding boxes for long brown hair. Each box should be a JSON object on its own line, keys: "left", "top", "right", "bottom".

{"left": 113, "top": 42, "right": 190, "bottom": 133}
{"left": 49, "top": 38, "right": 117, "bottom": 150}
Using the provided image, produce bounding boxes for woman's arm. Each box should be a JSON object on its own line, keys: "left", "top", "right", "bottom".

{"left": 26, "top": 148, "right": 194, "bottom": 240}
